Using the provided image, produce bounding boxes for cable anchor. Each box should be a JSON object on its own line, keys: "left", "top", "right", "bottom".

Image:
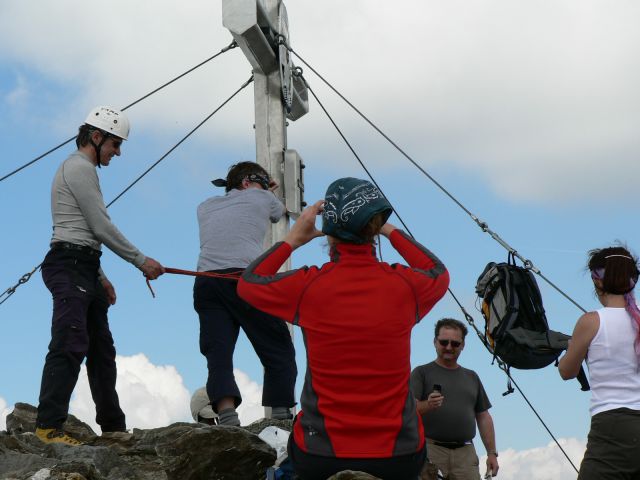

{"left": 222, "top": 40, "right": 238, "bottom": 52}
{"left": 0, "top": 263, "right": 42, "bottom": 305}
{"left": 276, "top": 34, "right": 291, "bottom": 50}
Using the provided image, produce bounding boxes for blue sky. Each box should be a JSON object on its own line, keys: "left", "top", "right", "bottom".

{"left": 2, "top": 1, "right": 640, "bottom": 477}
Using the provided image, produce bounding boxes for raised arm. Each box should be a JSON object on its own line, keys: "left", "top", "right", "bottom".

{"left": 384, "top": 224, "right": 450, "bottom": 319}
{"left": 238, "top": 201, "right": 325, "bottom": 322}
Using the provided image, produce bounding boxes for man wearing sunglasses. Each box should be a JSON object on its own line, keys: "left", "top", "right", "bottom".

{"left": 193, "top": 161, "right": 296, "bottom": 427}
{"left": 35, "top": 106, "right": 165, "bottom": 446}
{"left": 411, "top": 318, "right": 499, "bottom": 479}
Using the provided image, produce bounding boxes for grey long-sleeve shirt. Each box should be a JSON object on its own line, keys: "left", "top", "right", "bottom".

{"left": 50, "top": 150, "right": 146, "bottom": 268}
{"left": 196, "top": 188, "right": 285, "bottom": 271}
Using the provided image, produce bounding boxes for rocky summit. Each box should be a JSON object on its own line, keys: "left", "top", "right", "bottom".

{"left": 0, "top": 403, "right": 380, "bottom": 480}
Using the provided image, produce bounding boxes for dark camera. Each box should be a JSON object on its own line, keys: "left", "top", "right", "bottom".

{"left": 433, "top": 384, "right": 442, "bottom": 393}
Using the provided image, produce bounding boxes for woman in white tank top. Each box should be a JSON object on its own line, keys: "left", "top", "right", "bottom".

{"left": 559, "top": 246, "right": 640, "bottom": 480}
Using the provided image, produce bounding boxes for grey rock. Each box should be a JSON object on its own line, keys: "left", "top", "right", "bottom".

{"left": 2, "top": 404, "right": 389, "bottom": 480}
{"left": 6, "top": 403, "right": 97, "bottom": 442}
{"left": 0, "top": 450, "right": 57, "bottom": 479}
{"left": 243, "top": 417, "right": 293, "bottom": 435}
{"left": 328, "top": 472, "right": 382, "bottom": 480}
{"left": 1, "top": 404, "right": 278, "bottom": 480}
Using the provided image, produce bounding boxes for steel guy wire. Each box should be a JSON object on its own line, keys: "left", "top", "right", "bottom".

{"left": 285, "top": 43, "right": 586, "bottom": 314}
{"left": 107, "top": 75, "right": 254, "bottom": 207}
{"left": 0, "top": 264, "right": 40, "bottom": 306}
{"left": 0, "top": 75, "right": 253, "bottom": 308}
{"left": 303, "top": 69, "right": 580, "bottom": 475}
{"left": 298, "top": 74, "right": 413, "bottom": 237}
{"left": 0, "top": 41, "right": 238, "bottom": 183}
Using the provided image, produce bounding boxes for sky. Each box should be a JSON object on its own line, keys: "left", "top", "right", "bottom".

{"left": 1, "top": 1, "right": 639, "bottom": 478}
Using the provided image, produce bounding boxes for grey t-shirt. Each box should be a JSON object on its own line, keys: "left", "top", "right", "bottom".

{"left": 196, "top": 188, "right": 285, "bottom": 271}
{"left": 410, "top": 361, "right": 491, "bottom": 443}
{"left": 50, "top": 150, "right": 146, "bottom": 268}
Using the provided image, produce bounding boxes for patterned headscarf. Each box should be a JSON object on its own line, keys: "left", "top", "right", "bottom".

{"left": 322, "top": 177, "right": 393, "bottom": 244}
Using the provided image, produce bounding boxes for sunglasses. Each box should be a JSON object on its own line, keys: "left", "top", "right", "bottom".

{"left": 437, "top": 339, "right": 462, "bottom": 348}
{"left": 246, "top": 173, "right": 270, "bottom": 190}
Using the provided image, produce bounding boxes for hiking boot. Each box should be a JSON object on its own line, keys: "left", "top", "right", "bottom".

{"left": 101, "top": 430, "right": 133, "bottom": 441}
{"left": 35, "top": 428, "right": 83, "bottom": 446}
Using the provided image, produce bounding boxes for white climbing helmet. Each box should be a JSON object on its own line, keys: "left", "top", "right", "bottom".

{"left": 190, "top": 387, "right": 218, "bottom": 422}
{"left": 85, "top": 106, "right": 130, "bottom": 140}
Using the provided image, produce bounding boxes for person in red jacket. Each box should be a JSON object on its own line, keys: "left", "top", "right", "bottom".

{"left": 238, "top": 177, "right": 449, "bottom": 480}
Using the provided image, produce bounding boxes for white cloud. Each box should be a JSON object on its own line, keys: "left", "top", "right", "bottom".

{"left": 486, "top": 438, "right": 585, "bottom": 480}
{"left": 1, "top": 1, "right": 639, "bottom": 203}
{"left": 70, "top": 353, "right": 191, "bottom": 431}
{"left": 234, "top": 368, "right": 266, "bottom": 426}
{"left": 0, "top": 396, "right": 13, "bottom": 431}
{"left": 68, "top": 354, "right": 266, "bottom": 431}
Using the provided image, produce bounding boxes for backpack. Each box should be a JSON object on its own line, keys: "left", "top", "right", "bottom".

{"left": 475, "top": 257, "right": 589, "bottom": 390}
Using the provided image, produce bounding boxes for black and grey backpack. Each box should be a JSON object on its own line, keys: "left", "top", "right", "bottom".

{"left": 475, "top": 256, "right": 589, "bottom": 390}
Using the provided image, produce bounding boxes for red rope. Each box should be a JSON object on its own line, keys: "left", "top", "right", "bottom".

{"left": 165, "top": 267, "right": 242, "bottom": 279}
{"left": 145, "top": 267, "right": 243, "bottom": 298}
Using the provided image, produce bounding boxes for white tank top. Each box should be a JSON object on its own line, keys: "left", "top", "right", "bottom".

{"left": 587, "top": 307, "right": 640, "bottom": 416}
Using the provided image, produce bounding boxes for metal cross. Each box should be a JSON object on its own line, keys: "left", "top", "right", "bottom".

{"left": 223, "top": 0, "right": 308, "bottom": 251}
{"left": 223, "top": 0, "right": 308, "bottom": 419}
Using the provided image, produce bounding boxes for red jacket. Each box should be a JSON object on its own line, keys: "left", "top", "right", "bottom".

{"left": 238, "top": 230, "right": 449, "bottom": 458}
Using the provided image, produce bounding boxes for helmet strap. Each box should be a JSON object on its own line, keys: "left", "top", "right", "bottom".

{"left": 90, "top": 131, "right": 110, "bottom": 169}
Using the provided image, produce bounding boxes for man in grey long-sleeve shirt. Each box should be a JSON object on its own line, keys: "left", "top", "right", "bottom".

{"left": 193, "top": 161, "right": 297, "bottom": 426}
{"left": 35, "top": 106, "right": 164, "bottom": 446}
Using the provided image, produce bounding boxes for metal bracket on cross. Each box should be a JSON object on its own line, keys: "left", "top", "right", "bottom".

{"left": 284, "top": 149, "right": 305, "bottom": 218}
{"left": 222, "top": 0, "right": 308, "bottom": 120}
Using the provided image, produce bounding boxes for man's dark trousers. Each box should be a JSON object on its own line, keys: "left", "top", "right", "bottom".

{"left": 36, "top": 247, "right": 126, "bottom": 432}
{"left": 193, "top": 272, "right": 297, "bottom": 410}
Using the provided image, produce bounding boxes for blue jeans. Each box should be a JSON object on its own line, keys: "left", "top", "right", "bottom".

{"left": 36, "top": 247, "right": 125, "bottom": 432}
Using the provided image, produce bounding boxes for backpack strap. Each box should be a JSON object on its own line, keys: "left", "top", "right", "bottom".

{"left": 576, "top": 365, "right": 590, "bottom": 391}
{"left": 502, "top": 367, "right": 515, "bottom": 397}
